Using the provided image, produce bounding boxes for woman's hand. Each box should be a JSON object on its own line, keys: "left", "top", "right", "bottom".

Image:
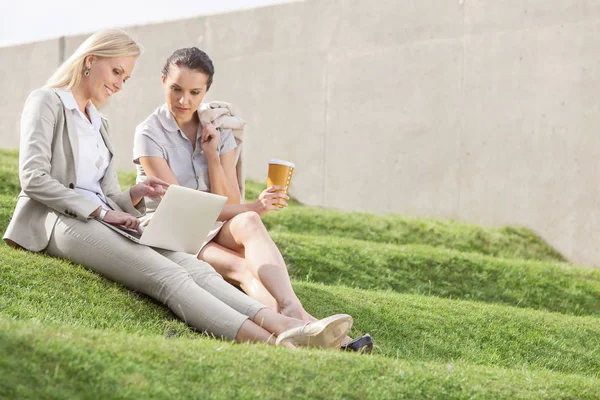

{"left": 130, "top": 176, "right": 170, "bottom": 202}
{"left": 200, "top": 121, "right": 220, "bottom": 156}
{"left": 253, "top": 186, "right": 289, "bottom": 215}
{"left": 102, "top": 210, "right": 141, "bottom": 231}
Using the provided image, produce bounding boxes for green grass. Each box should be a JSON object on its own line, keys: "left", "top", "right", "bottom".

{"left": 296, "top": 282, "right": 600, "bottom": 376}
{"left": 1, "top": 188, "right": 591, "bottom": 318}
{"left": 1, "top": 147, "right": 597, "bottom": 398}
{"left": 0, "top": 195, "right": 14, "bottom": 236}
{"left": 0, "top": 193, "right": 594, "bottom": 317}
{"left": 272, "top": 232, "right": 600, "bottom": 317}
{"left": 1, "top": 245, "right": 600, "bottom": 378}
{"left": 3, "top": 316, "right": 600, "bottom": 400}
{"left": 0, "top": 244, "right": 193, "bottom": 338}
{"left": 261, "top": 207, "right": 565, "bottom": 262}
{"left": 118, "top": 169, "right": 137, "bottom": 190}
{"left": 0, "top": 149, "right": 20, "bottom": 196}
{"left": 248, "top": 174, "right": 564, "bottom": 262}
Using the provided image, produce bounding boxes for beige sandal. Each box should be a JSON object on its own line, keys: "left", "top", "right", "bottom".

{"left": 276, "top": 314, "right": 354, "bottom": 349}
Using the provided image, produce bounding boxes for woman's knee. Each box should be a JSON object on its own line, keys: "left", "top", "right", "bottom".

{"left": 231, "top": 211, "right": 266, "bottom": 238}
{"left": 148, "top": 267, "right": 196, "bottom": 300}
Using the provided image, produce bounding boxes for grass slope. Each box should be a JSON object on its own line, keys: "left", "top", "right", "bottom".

{"left": 0, "top": 195, "right": 14, "bottom": 236}
{"left": 261, "top": 207, "right": 566, "bottom": 262}
{"left": 2, "top": 316, "right": 599, "bottom": 400}
{"left": 1, "top": 195, "right": 594, "bottom": 318}
{"left": 295, "top": 282, "right": 600, "bottom": 377}
{"left": 243, "top": 177, "right": 565, "bottom": 263}
{"left": 272, "top": 232, "right": 600, "bottom": 317}
{"left": 1, "top": 245, "right": 599, "bottom": 377}
{"left": 0, "top": 149, "right": 19, "bottom": 196}
{"left": 1, "top": 147, "right": 596, "bottom": 399}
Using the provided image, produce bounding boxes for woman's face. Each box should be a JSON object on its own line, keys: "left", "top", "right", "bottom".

{"left": 162, "top": 65, "right": 209, "bottom": 122}
{"left": 84, "top": 55, "right": 136, "bottom": 104}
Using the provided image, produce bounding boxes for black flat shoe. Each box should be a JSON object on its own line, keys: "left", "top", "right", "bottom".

{"left": 340, "top": 334, "right": 373, "bottom": 354}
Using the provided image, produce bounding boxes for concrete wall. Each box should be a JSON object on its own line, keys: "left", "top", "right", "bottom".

{"left": 0, "top": 38, "right": 61, "bottom": 148}
{"left": 1, "top": 0, "right": 600, "bottom": 266}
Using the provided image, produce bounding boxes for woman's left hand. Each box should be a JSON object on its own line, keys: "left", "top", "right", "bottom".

{"left": 131, "top": 176, "right": 170, "bottom": 200}
{"left": 200, "top": 121, "right": 220, "bottom": 156}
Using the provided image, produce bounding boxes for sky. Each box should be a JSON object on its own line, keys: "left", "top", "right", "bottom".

{"left": 0, "top": 0, "right": 295, "bottom": 47}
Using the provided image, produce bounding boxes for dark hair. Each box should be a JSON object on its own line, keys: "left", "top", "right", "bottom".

{"left": 162, "top": 47, "right": 215, "bottom": 90}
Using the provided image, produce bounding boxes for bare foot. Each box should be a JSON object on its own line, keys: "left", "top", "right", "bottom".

{"left": 279, "top": 300, "right": 306, "bottom": 320}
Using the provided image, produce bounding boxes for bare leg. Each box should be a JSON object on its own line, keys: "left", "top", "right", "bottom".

{"left": 211, "top": 212, "right": 308, "bottom": 319}
{"left": 235, "top": 320, "right": 278, "bottom": 345}
{"left": 235, "top": 308, "right": 306, "bottom": 347}
{"left": 199, "top": 242, "right": 278, "bottom": 310}
{"left": 211, "top": 212, "right": 353, "bottom": 346}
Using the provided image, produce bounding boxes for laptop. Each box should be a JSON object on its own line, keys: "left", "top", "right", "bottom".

{"left": 97, "top": 185, "right": 227, "bottom": 254}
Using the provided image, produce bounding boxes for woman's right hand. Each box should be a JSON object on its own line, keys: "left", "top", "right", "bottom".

{"left": 102, "top": 210, "right": 140, "bottom": 231}
{"left": 253, "top": 186, "right": 289, "bottom": 215}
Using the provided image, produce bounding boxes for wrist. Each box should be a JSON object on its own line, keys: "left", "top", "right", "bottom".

{"left": 91, "top": 206, "right": 102, "bottom": 218}
{"left": 129, "top": 184, "right": 144, "bottom": 205}
{"left": 250, "top": 200, "right": 265, "bottom": 215}
{"left": 130, "top": 183, "right": 141, "bottom": 198}
{"left": 249, "top": 200, "right": 260, "bottom": 212}
{"left": 204, "top": 151, "right": 220, "bottom": 163}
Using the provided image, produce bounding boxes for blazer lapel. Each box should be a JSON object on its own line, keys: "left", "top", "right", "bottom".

{"left": 63, "top": 105, "right": 80, "bottom": 170}
{"left": 99, "top": 119, "right": 114, "bottom": 156}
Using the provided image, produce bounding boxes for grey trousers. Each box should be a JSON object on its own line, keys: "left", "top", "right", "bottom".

{"left": 45, "top": 214, "right": 265, "bottom": 340}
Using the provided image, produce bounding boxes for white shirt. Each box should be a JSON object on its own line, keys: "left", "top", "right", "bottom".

{"left": 56, "top": 89, "right": 111, "bottom": 208}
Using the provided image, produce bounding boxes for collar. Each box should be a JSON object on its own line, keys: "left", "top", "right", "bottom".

{"left": 55, "top": 88, "right": 102, "bottom": 131}
{"left": 156, "top": 103, "right": 213, "bottom": 133}
{"left": 156, "top": 103, "right": 183, "bottom": 133}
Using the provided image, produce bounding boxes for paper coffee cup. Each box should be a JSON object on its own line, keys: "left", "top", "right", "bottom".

{"left": 267, "top": 159, "right": 295, "bottom": 196}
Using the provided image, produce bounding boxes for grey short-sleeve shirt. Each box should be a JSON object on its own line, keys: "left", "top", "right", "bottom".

{"left": 133, "top": 104, "right": 237, "bottom": 212}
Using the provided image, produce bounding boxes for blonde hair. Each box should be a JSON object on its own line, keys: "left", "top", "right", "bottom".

{"left": 45, "top": 29, "right": 143, "bottom": 89}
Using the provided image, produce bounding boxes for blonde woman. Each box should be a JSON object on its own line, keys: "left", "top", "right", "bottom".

{"left": 134, "top": 47, "right": 373, "bottom": 353}
{"left": 3, "top": 30, "right": 354, "bottom": 349}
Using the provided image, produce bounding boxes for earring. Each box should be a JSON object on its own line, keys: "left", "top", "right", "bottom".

{"left": 84, "top": 69, "right": 90, "bottom": 77}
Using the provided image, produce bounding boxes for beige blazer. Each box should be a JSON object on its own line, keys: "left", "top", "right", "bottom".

{"left": 3, "top": 88, "right": 145, "bottom": 252}
{"left": 198, "top": 101, "right": 246, "bottom": 201}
